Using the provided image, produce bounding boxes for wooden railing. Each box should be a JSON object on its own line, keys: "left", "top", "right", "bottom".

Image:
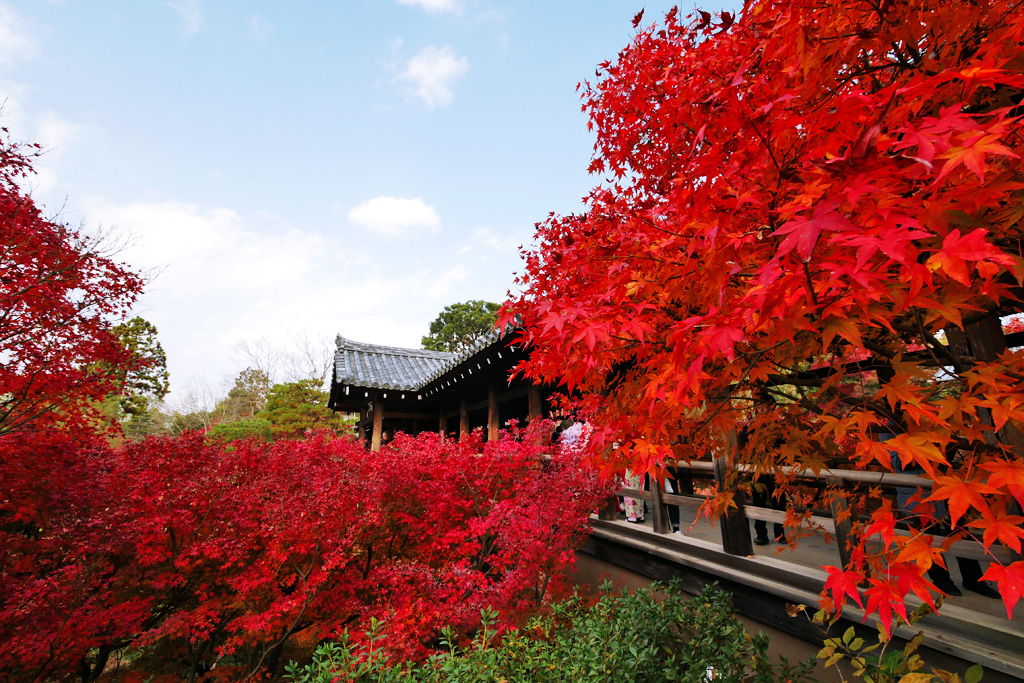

{"left": 601, "top": 458, "right": 1020, "bottom": 569}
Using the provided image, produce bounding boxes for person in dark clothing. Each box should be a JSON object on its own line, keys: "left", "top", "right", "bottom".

{"left": 738, "top": 420, "right": 787, "bottom": 546}
{"left": 752, "top": 473, "right": 787, "bottom": 545}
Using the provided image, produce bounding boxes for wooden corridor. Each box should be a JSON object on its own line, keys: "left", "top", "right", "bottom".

{"left": 583, "top": 504, "right": 1024, "bottom": 681}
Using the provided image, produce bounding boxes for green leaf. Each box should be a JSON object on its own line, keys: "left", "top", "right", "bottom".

{"left": 966, "top": 664, "right": 984, "bottom": 683}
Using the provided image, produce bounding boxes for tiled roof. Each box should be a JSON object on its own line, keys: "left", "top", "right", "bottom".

{"left": 334, "top": 336, "right": 456, "bottom": 391}
{"left": 333, "top": 328, "right": 510, "bottom": 391}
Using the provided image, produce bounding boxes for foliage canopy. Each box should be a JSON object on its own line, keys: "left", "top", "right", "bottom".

{"left": 422, "top": 300, "right": 500, "bottom": 352}
{"left": 506, "top": 0, "right": 1024, "bottom": 628}
{"left": 0, "top": 129, "right": 143, "bottom": 436}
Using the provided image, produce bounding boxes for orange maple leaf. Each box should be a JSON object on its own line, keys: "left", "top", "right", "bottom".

{"left": 936, "top": 134, "right": 1018, "bottom": 183}
{"left": 981, "top": 460, "right": 1024, "bottom": 508}
{"left": 895, "top": 534, "right": 947, "bottom": 571}
{"left": 968, "top": 514, "right": 1024, "bottom": 553}
{"left": 926, "top": 474, "right": 998, "bottom": 526}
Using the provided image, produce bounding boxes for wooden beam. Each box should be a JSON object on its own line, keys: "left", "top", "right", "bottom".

{"left": 371, "top": 398, "right": 384, "bottom": 452}
{"left": 376, "top": 411, "right": 436, "bottom": 421}
{"left": 445, "top": 386, "right": 531, "bottom": 417}
{"left": 487, "top": 385, "right": 499, "bottom": 441}
{"left": 459, "top": 397, "right": 469, "bottom": 440}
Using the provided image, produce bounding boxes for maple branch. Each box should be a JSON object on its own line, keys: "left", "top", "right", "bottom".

{"left": 746, "top": 117, "right": 781, "bottom": 170}
{"left": 802, "top": 261, "right": 821, "bottom": 310}
{"left": 906, "top": 313, "right": 968, "bottom": 374}
{"left": 861, "top": 339, "right": 897, "bottom": 359}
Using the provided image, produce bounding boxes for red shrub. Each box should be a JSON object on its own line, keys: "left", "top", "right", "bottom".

{"left": 0, "top": 425, "right": 605, "bottom": 681}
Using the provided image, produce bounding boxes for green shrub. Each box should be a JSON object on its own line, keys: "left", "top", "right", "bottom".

{"left": 284, "top": 582, "right": 815, "bottom": 683}
{"left": 206, "top": 417, "right": 272, "bottom": 442}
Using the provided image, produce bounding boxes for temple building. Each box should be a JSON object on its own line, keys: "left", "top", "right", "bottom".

{"left": 326, "top": 330, "right": 554, "bottom": 450}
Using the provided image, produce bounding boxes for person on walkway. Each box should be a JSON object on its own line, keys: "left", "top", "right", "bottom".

{"left": 752, "top": 473, "right": 786, "bottom": 546}
{"left": 624, "top": 470, "right": 645, "bottom": 523}
{"left": 739, "top": 421, "right": 787, "bottom": 545}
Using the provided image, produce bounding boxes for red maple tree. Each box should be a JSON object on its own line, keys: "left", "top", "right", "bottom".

{"left": 0, "top": 127, "right": 143, "bottom": 436}
{"left": 505, "top": 0, "right": 1024, "bottom": 629}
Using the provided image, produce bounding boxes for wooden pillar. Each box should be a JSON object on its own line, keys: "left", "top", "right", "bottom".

{"left": 527, "top": 387, "right": 543, "bottom": 422}
{"left": 966, "top": 315, "right": 1024, "bottom": 456}
{"left": 715, "top": 429, "right": 752, "bottom": 556}
{"left": 459, "top": 397, "right": 469, "bottom": 440}
{"left": 826, "top": 475, "right": 855, "bottom": 570}
{"left": 487, "top": 385, "right": 499, "bottom": 441}
{"left": 673, "top": 463, "right": 694, "bottom": 495}
{"left": 371, "top": 397, "right": 384, "bottom": 452}
{"left": 597, "top": 496, "right": 619, "bottom": 520}
{"left": 439, "top": 404, "right": 448, "bottom": 438}
{"left": 651, "top": 476, "right": 672, "bottom": 534}
{"left": 358, "top": 407, "right": 366, "bottom": 441}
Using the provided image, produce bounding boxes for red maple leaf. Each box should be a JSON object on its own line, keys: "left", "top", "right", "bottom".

{"left": 774, "top": 201, "right": 857, "bottom": 261}
{"left": 980, "top": 561, "right": 1024, "bottom": 619}
{"left": 863, "top": 576, "right": 909, "bottom": 635}
{"left": 823, "top": 566, "right": 864, "bottom": 613}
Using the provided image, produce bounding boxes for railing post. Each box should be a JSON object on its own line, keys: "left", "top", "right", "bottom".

{"left": 673, "top": 462, "right": 694, "bottom": 495}
{"left": 714, "top": 446, "right": 753, "bottom": 555}
{"left": 651, "top": 476, "right": 672, "bottom": 534}
{"left": 597, "top": 495, "right": 619, "bottom": 521}
{"left": 826, "top": 475, "right": 855, "bottom": 570}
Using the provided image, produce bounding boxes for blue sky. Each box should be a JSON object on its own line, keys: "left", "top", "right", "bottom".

{"left": 1, "top": 0, "right": 724, "bottom": 403}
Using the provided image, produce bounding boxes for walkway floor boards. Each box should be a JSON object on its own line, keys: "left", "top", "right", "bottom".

{"left": 585, "top": 511, "right": 1024, "bottom": 681}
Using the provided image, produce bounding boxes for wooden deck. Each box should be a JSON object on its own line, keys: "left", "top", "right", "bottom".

{"left": 584, "top": 507, "right": 1024, "bottom": 681}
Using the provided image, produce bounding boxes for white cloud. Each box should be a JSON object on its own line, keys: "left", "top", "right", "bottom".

{"left": 11, "top": 111, "right": 90, "bottom": 200}
{"left": 79, "top": 198, "right": 465, "bottom": 396}
{"left": 470, "top": 227, "right": 523, "bottom": 253}
{"left": 249, "top": 14, "right": 273, "bottom": 41}
{"left": 396, "top": 45, "right": 469, "bottom": 109}
{"left": 347, "top": 196, "right": 441, "bottom": 237}
{"left": 395, "top": 0, "right": 459, "bottom": 12}
{"left": 36, "top": 110, "right": 83, "bottom": 155}
{"left": 425, "top": 264, "right": 468, "bottom": 298}
{"left": 167, "top": 0, "right": 203, "bottom": 34}
{"left": 0, "top": 5, "right": 37, "bottom": 65}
